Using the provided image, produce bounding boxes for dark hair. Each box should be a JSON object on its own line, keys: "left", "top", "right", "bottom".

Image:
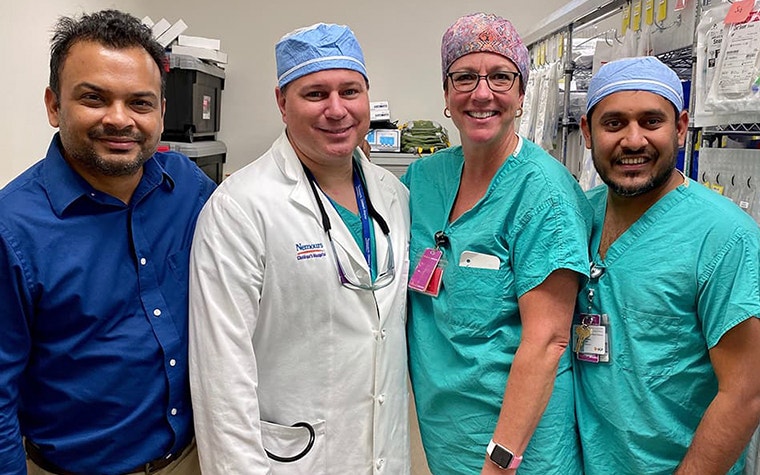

{"left": 49, "top": 9, "right": 166, "bottom": 98}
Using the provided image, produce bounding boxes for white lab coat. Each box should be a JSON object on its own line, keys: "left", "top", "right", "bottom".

{"left": 189, "top": 131, "right": 411, "bottom": 475}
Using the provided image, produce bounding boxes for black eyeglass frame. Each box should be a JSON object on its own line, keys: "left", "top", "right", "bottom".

{"left": 446, "top": 70, "right": 521, "bottom": 93}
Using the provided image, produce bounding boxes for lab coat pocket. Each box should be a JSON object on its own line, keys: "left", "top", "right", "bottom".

{"left": 261, "top": 419, "right": 326, "bottom": 474}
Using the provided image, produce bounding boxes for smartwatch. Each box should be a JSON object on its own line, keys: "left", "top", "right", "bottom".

{"left": 486, "top": 439, "right": 523, "bottom": 470}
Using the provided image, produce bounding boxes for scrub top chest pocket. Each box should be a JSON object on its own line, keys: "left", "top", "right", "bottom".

{"left": 440, "top": 255, "right": 517, "bottom": 336}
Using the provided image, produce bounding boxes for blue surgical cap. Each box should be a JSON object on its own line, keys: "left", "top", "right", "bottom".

{"left": 586, "top": 56, "right": 684, "bottom": 113}
{"left": 275, "top": 23, "right": 368, "bottom": 89}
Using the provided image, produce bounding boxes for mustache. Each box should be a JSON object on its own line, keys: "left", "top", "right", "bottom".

{"left": 87, "top": 126, "right": 144, "bottom": 142}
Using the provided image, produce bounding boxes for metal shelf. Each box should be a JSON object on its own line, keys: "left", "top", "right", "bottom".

{"left": 522, "top": 0, "right": 629, "bottom": 46}
{"left": 656, "top": 46, "right": 693, "bottom": 81}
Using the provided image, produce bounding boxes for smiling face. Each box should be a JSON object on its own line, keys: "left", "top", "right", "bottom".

{"left": 581, "top": 90, "right": 688, "bottom": 198}
{"left": 276, "top": 68, "right": 369, "bottom": 170}
{"left": 45, "top": 40, "right": 165, "bottom": 178}
{"left": 444, "top": 52, "right": 523, "bottom": 150}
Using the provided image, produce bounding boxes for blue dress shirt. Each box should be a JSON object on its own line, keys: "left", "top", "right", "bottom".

{"left": 0, "top": 134, "right": 215, "bottom": 474}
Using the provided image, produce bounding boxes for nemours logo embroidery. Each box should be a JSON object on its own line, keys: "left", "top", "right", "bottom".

{"left": 295, "top": 242, "right": 326, "bottom": 261}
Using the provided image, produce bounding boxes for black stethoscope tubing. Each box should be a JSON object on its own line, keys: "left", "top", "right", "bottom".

{"left": 302, "top": 161, "right": 391, "bottom": 236}
{"left": 264, "top": 421, "right": 316, "bottom": 463}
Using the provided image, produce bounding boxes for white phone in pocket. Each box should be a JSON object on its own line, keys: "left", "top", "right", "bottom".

{"left": 459, "top": 251, "right": 500, "bottom": 270}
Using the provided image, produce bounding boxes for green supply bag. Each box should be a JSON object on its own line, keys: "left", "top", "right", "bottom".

{"left": 400, "top": 120, "right": 450, "bottom": 154}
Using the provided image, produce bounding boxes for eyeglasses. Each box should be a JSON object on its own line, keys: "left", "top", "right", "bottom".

{"left": 446, "top": 70, "right": 520, "bottom": 93}
{"left": 303, "top": 163, "right": 396, "bottom": 291}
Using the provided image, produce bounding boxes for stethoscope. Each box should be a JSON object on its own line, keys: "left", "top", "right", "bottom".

{"left": 302, "top": 160, "right": 395, "bottom": 291}
{"left": 265, "top": 421, "right": 316, "bottom": 463}
{"left": 302, "top": 160, "right": 391, "bottom": 243}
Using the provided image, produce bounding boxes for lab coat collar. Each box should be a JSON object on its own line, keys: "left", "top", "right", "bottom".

{"left": 271, "top": 130, "right": 398, "bottom": 281}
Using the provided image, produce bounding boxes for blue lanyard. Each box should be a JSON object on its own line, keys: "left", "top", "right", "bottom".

{"left": 353, "top": 165, "right": 373, "bottom": 269}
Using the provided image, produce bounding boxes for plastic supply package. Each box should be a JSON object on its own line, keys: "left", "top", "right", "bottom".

{"left": 533, "top": 61, "right": 562, "bottom": 151}
{"left": 518, "top": 68, "right": 545, "bottom": 140}
{"left": 531, "top": 65, "right": 551, "bottom": 147}
{"left": 578, "top": 147, "right": 602, "bottom": 192}
{"left": 702, "top": 1, "right": 760, "bottom": 125}
{"left": 573, "top": 38, "right": 596, "bottom": 69}
{"left": 636, "top": 23, "right": 653, "bottom": 57}
{"left": 519, "top": 67, "right": 541, "bottom": 140}
{"left": 571, "top": 38, "right": 597, "bottom": 91}
{"left": 563, "top": 129, "right": 586, "bottom": 179}
{"left": 693, "top": 2, "right": 732, "bottom": 126}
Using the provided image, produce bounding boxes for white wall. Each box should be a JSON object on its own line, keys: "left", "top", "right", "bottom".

{"left": 0, "top": 1, "right": 566, "bottom": 186}
{"left": 0, "top": 0, "right": 142, "bottom": 186}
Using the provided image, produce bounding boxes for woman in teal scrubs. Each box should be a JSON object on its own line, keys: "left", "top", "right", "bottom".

{"left": 403, "top": 12, "right": 591, "bottom": 475}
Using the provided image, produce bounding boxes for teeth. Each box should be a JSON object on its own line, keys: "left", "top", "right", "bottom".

{"left": 620, "top": 157, "right": 647, "bottom": 165}
{"left": 468, "top": 111, "right": 497, "bottom": 118}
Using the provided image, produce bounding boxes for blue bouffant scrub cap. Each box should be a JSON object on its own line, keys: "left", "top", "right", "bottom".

{"left": 586, "top": 56, "right": 684, "bottom": 113}
{"left": 275, "top": 22, "right": 367, "bottom": 89}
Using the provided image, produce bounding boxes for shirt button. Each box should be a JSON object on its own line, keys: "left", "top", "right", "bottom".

{"left": 376, "top": 458, "right": 385, "bottom": 470}
{"left": 170, "top": 408, "right": 177, "bottom": 416}
{"left": 170, "top": 359, "right": 177, "bottom": 367}
{"left": 153, "top": 309, "right": 162, "bottom": 317}
{"left": 140, "top": 258, "right": 147, "bottom": 265}
{"left": 380, "top": 329, "right": 387, "bottom": 340}
{"left": 377, "top": 394, "right": 386, "bottom": 405}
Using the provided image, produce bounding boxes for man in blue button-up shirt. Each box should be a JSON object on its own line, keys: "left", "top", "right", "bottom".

{"left": 0, "top": 10, "right": 215, "bottom": 475}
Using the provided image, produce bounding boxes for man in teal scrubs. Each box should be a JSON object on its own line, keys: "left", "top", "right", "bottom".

{"left": 575, "top": 56, "right": 760, "bottom": 475}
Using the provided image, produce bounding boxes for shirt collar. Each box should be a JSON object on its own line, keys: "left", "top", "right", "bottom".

{"left": 42, "top": 133, "right": 175, "bottom": 215}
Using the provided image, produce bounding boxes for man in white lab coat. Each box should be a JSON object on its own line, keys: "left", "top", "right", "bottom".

{"left": 188, "top": 23, "right": 411, "bottom": 474}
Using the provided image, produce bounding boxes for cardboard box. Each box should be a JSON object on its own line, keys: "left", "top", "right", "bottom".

{"left": 370, "top": 101, "right": 391, "bottom": 121}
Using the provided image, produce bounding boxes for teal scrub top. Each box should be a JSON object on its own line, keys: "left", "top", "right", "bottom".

{"left": 403, "top": 137, "right": 592, "bottom": 474}
{"left": 333, "top": 203, "right": 377, "bottom": 279}
{"left": 575, "top": 179, "right": 760, "bottom": 475}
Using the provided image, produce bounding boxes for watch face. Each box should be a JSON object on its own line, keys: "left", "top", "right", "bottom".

{"left": 490, "top": 444, "right": 515, "bottom": 469}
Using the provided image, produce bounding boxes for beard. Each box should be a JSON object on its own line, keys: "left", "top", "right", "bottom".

{"left": 64, "top": 125, "right": 153, "bottom": 177}
{"left": 592, "top": 135, "right": 679, "bottom": 197}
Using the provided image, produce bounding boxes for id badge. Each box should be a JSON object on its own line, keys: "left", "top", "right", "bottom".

{"left": 574, "top": 313, "right": 610, "bottom": 363}
{"left": 409, "top": 248, "right": 443, "bottom": 296}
